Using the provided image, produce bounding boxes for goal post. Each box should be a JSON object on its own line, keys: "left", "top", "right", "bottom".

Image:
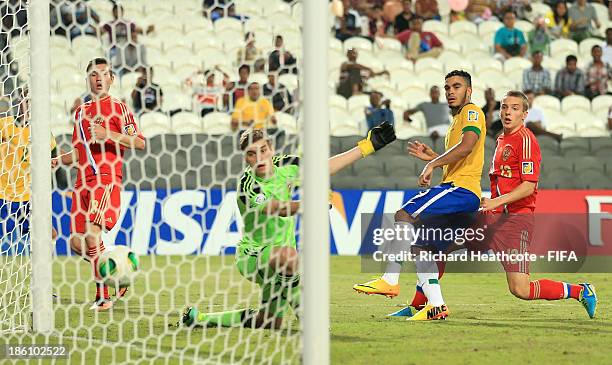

{"left": 302, "top": 0, "right": 330, "bottom": 364}
{"left": 29, "top": 0, "right": 54, "bottom": 335}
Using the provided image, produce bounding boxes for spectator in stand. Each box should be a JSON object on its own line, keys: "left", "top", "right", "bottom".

{"left": 415, "top": 0, "right": 440, "bottom": 21}
{"left": 585, "top": 45, "right": 612, "bottom": 99}
{"left": 108, "top": 43, "right": 147, "bottom": 76}
{"left": 494, "top": 11, "right": 527, "bottom": 61}
{"left": 554, "top": 55, "right": 586, "bottom": 98}
{"left": 603, "top": 28, "right": 612, "bottom": 65}
{"left": 466, "top": 0, "right": 496, "bottom": 24}
{"left": 396, "top": 16, "right": 443, "bottom": 61}
{"left": 404, "top": 85, "right": 449, "bottom": 139}
{"left": 59, "top": 0, "right": 100, "bottom": 40}
{"left": 394, "top": 0, "right": 414, "bottom": 34}
{"left": 365, "top": 91, "right": 394, "bottom": 130}
{"left": 495, "top": 0, "right": 531, "bottom": 20}
{"left": 523, "top": 89, "right": 562, "bottom": 142}
{"left": 231, "top": 82, "right": 277, "bottom": 131}
{"left": 263, "top": 73, "right": 294, "bottom": 113}
{"left": 568, "top": 0, "right": 601, "bottom": 43}
{"left": 225, "top": 64, "right": 251, "bottom": 111}
{"left": 268, "top": 35, "right": 298, "bottom": 75}
{"left": 334, "top": 0, "right": 370, "bottom": 42}
{"left": 185, "top": 66, "right": 229, "bottom": 117}
{"left": 236, "top": 32, "right": 265, "bottom": 73}
{"left": 528, "top": 17, "right": 551, "bottom": 55}
{"left": 545, "top": 1, "right": 571, "bottom": 39}
{"left": 482, "top": 88, "right": 502, "bottom": 137}
{"left": 368, "top": 4, "right": 392, "bottom": 37}
{"left": 336, "top": 48, "right": 389, "bottom": 98}
{"left": 131, "top": 66, "right": 163, "bottom": 115}
{"left": 522, "top": 51, "right": 551, "bottom": 95}
{"left": 101, "top": 4, "right": 153, "bottom": 45}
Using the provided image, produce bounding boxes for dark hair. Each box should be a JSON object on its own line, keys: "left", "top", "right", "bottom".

{"left": 532, "top": 50, "right": 543, "bottom": 57}
{"left": 112, "top": 3, "right": 124, "bottom": 14}
{"left": 245, "top": 31, "right": 254, "bottom": 41}
{"left": 248, "top": 81, "right": 259, "bottom": 88}
{"left": 240, "top": 128, "right": 269, "bottom": 150}
{"left": 592, "top": 45, "right": 602, "bottom": 52}
{"left": 238, "top": 64, "right": 251, "bottom": 73}
{"left": 607, "top": 27, "right": 612, "bottom": 34}
{"left": 86, "top": 57, "right": 113, "bottom": 75}
{"left": 411, "top": 15, "right": 424, "bottom": 22}
{"left": 566, "top": 54, "right": 577, "bottom": 63}
{"left": 554, "top": 1, "right": 569, "bottom": 25}
{"left": 504, "top": 90, "right": 530, "bottom": 111}
{"left": 445, "top": 70, "right": 472, "bottom": 87}
{"left": 503, "top": 10, "right": 516, "bottom": 18}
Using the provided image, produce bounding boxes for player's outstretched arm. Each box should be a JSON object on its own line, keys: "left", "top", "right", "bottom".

{"left": 418, "top": 131, "right": 478, "bottom": 186}
{"left": 329, "top": 121, "right": 396, "bottom": 175}
{"left": 481, "top": 181, "right": 536, "bottom": 212}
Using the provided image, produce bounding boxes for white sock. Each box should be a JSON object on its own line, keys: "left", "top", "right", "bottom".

{"left": 380, "top": 221, "right": 414, "bottom": 286}
{"left": 415, "top": 257, "right": 444, "bottom": 307}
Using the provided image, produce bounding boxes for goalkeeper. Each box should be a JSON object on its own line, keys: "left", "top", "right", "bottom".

{"left": 182, "top": 122, "right": 396, "bottom": 329}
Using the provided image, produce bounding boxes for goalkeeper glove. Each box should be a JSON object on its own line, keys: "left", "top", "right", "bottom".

{"left": 357, "top": 121, "right": 396, "bottom": 157}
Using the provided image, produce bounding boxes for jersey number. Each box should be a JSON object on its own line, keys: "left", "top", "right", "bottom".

{"left": 500, "top": 165, "right": 512, "bottom": 178}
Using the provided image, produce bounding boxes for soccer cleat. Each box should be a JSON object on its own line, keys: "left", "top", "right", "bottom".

{"left": 89, "top": 298, "right": 113, "bottom": 311}
{"left": 116, "top": 286, "right": 129, "bottom": 299}
{"left": 406, "top": 304, "right": 449, "bottom": 321}
{"left": 181, "top": 306, "right": 199, "bottom": 327}
{"left": 387, "top": 306, "right": 413, "bottom": 317}
{"left": 353, "top": 277, "right": 400, "bottom": 298}
{"left": 579, "top": 283, "right": 598, "bottom": 319}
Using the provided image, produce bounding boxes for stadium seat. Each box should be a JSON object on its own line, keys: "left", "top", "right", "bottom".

{"left": 391, "top": 69, "right": 420, "bottom": 90}
{"left": 561, "top": 95, "right": 590, "bottom": 112}
{"left": 434, "top": 33, "right": 462, "bottom": 53}
{"left": 528, "top": 2, "right": 552, "bottom": 21}
{"left": 358, "top": 52, "right": 384, "bottom": 70}
{"left": 347, "top": 95, "right": 371, "bottom": 114}
{"left": 423, "top": 20, "right": 448, "bottom": 35}
{"left": 71, "top": 35, "right": 100, "bottom": 51}
{"left": 572, "top": 156, "right": 606, "bottom": 174}
{"left": 579, "top": 38, "right": 602, "bottom": 58}
{"left": 478, "top": 20, "right": 503, "bottom": 37}
{"left": 329, "top": 94, "right": 347, "bottom": 110}
{"left": 400, "top": 88, "right": 429, "bottom": 105}
{"left": 194, "top": 48, "right": 230, "bottom": 68}
{"left": 550, "top": 38, "right": 578, "bottom": 56}
{"left": 414, "top": 57, "right": 444, "bottom": 73}
{"left": 330, "top": 106, "right": 353, "bottom": 126}
{"left": 533, "top": 95, "right": 561, "bottom": 111}
{"left": 591, "top": 94, "right": 612, "bottom": 114}
{"left": 514, "top": 20, "right": 534, "bottom": 34}
{"left": 331, "top": 175, "right": 364, "bottom": 189}
{"left": 214, "top": 17, "right": 244, "bottom": 33}
{"left": 331, "top": 124, "right": 362, "bottom": 137}
{"left": 540, "top": 170, "right": 578, "bottom": 189}
{"left": 590, "top": 137, "right": 612, "bottom": 157}
{"left": 50, "top": 35, "right": 71, "bottom": 50}
{"left": 540, "top": 155, "right": 571, "bottom": 176}
{"left": 171, "top": 111, "right": 201, "bottom": 129}
{"left": 202, "top": 112, "right": 231, "bottom": 134}
{"left": 343, "top": 37, "right": 373, "bottom": 53}
{"left": 276, "top": 112, "right": 298, "bottom": 134}
{"left": 380, "top": 53, "right": 413, "bottom": 72}
{"left": 172, "top": 122, "right": 203, "bottom": 134}
{"left": 472, "top": 57, "right": 503, "bottom": 72}
{"left": 453, "top": 33, "right": 489, "bottom": 53}
{"left": 503, "top": 57, "right": 532, "bottom": 73}
{"left": 263, "top": 1, "right": 292, "bottom": 15}
{"left": 437, "top": 50, "right": 462, "bottom": 65}
{"left": 541, "top": 56, "right": 563, "bottom": 72}
{"left": 444, "top": 58, "right": 474, "bottom": 73}
{"left": 560, "top": 137, "right": 590, "bottom": 157}
{"left": 449, "top": 20, "right": 478, "bottom": 35}
{"left": 329, "top": 37, "right": 343, "bottom": 52}
{"left": 576, "top": 120, "right": 609, "bottom": 137}
{"left": 375, "top": 37, "right": 403, "bottom": 52}
{"left": 575, "top": 170, "right": 611, "bottom": 189}
{"left": 537, "top": 135, "right": 560, "bottom": 156}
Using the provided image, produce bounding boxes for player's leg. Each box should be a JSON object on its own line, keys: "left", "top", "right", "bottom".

{"left": 184, "top": 246, "right": 299, "bottom": 329}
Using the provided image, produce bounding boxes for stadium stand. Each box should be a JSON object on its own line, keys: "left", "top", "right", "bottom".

{"left": 3, "top": 0, "right": 609, "bottom": 191}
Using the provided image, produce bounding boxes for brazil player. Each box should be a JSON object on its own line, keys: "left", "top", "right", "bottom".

{"left": 181, "top": 122, "right": 396, "bottom": 329}
{"left": 480, "top": 90, "right": 597, "bottom": 318}
{"left": 0, "top": 86, "right": 60, "bottom": 249}
{"left": 353, "top": 70, "right": 486, "bottom": 320}
{"left": 53, "top": 58, "right": 145, "bottom": 310}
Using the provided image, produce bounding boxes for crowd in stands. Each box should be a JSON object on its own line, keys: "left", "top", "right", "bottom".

{"left": 332, "top": 0, "right": 612, "bottom": 141}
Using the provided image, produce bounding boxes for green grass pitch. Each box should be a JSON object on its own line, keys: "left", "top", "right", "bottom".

{"left": 2, "top": 256, "right": 610, "bottom": 364}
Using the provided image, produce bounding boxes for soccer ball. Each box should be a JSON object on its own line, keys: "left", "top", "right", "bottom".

{"left": 96, "top": 245, "right": 140, "bottom": 287}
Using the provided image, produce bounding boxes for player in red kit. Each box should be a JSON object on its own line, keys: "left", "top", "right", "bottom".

{"left": 481, "top": 90, "right": 597, "bottom": 318}
{"left": 53, "top": 58, "right": 146, "bottom": 310}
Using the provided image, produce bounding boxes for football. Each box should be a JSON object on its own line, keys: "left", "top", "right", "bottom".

{"left": 96, "top": 245, "right": 140, "bottom": 287}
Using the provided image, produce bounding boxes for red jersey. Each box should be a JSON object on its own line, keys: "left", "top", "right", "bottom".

{"left": 489, "top": 126, "right": 541, "bottom": 213}
{"left": 72, "top": 96, "right": 142, "bottom": 187}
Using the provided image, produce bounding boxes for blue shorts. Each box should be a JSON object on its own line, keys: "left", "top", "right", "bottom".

{"left": 401, "top": 183, "right": 480, "bottom": 252}
{"left": 0, "top": 199, "right": 31, "bottom": 254}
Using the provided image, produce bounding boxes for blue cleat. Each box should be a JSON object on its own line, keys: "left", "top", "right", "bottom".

{"left": 579, "top": 283, "right": 598, "bottom": 319}
{"left": 387, "top": 306, "right": 413, "bottom": 317}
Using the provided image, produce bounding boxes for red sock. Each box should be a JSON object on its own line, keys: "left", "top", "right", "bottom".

{"left": 95, "top": 282, "right": 110, "bottom": 300}
{"left": 529, "top": 279, "right": 580, "bottom": 300}
{"left": 436, "top": 261, "right": 445, "bottom": 280}
{"left": 89, "top": 242, "right": 109, "bottom": 300}
{"left": 410, "top": 288, "right": 428, "bottom": 310}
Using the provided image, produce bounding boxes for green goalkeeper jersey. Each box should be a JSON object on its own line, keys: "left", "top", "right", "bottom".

{"left": 237, "top": 155, "right": 300, "bottom": 254}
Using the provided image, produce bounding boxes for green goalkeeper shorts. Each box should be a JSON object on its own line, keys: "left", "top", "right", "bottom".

{"left": 235, "top": 245, "right": 299, "bottom": 318}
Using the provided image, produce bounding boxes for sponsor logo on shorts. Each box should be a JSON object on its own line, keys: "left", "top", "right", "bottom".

{"left": 522, "top": 161, "right": 533, "bottom": 175}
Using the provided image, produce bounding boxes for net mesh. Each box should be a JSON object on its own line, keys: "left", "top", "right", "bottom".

{"left": 2, "top": 0, "right": 303, "bottom": 363}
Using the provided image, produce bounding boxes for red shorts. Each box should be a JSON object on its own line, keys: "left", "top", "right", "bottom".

{"left": 486, "top": 213, "right": 534, "bottom": 274}
{"left": 70, "top": 182, "right": 121, "bottom": 234}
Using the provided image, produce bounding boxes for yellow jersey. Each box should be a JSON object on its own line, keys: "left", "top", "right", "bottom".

{"left": 231, "top": 96, "right": 275, "bottom": 129}
{"left": 441, "top": 103, "right": 486, "bottom": 197}
{"left": 0, "top": 116, "right": 57, "bottom": 202}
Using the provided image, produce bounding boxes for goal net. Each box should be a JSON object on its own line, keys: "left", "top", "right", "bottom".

{"left": 2, "top": 0, "right": 312, "bottom": 363}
